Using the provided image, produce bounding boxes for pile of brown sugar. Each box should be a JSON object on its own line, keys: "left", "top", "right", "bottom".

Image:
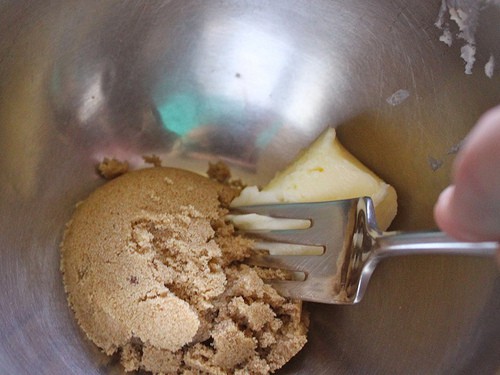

{"left": 61, "top": 167, "right": 308, "bottom": 374}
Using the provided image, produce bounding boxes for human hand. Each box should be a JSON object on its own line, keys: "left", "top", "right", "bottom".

{"left": 434, "top": 105, "right": 500, "bottom": 262}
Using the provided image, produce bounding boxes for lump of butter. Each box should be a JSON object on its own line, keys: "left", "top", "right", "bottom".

{"left": 231, "top": 128, "right": 397, "bottom": 230}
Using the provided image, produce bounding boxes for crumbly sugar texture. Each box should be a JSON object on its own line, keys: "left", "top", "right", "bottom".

{"left": 96, "top": 157, "right": 129, "bottom": 179}
{"left": 207, "top": 161, "right": 246, "bottom": 191}
{"left": 61, "top": 167, "right": 308, "bottom": 374}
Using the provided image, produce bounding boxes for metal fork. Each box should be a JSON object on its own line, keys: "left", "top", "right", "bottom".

{"left": 229, "top": 197, "right": 498, "bottom": 304}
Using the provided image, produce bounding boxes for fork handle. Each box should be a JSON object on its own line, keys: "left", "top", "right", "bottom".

{"left": 375, "top": 231, "right": 498, "bottom": 258}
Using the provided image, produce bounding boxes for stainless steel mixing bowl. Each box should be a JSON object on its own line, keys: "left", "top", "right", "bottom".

{"left": 1, "top": 1, "right": 499, "bottom": 374}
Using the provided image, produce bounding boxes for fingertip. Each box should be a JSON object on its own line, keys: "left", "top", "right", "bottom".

{"left": 435, "top": 105, "right": 500, "bottom": 245}
{"left": 477, "top": 104, "right": 500, "bottom": 126}
{"left": 434, "top": 185, "right": 455, "bottom": 234}
{"left": 433, "top": 185, "right": 476, "bottom": 241}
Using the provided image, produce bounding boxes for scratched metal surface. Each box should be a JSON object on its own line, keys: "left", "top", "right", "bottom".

{"left": 0, "top": 1, "right": 499, "bottom": 374}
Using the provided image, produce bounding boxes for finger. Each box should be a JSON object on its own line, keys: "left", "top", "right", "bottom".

{"left": 434, "top": 105, "right": 500, "bottom": 242}
{"left": 433, "top": 185, "right": 481, "bottom": 241}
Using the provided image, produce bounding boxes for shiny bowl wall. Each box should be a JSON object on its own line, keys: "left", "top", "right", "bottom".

{"left": 0, "top": 1, "right": 499, "bottom": 374}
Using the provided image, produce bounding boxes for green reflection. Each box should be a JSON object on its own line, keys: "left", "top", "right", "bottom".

{"left": 156, "top": 91, "right": 281, "bottom": 149}
{"left": 157, "top": 92, "right": 243, "bottom": 137}
{"left": 157, "top": 93, "right": 200, "bottom": 136}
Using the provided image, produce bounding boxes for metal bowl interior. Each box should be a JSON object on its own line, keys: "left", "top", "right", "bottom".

{"left": 0, "top": 1, "right": 499, "bottom": 374}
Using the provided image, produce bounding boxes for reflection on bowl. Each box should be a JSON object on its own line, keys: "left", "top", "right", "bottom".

{"left": 0, "top": 1, "right": 499, "bottom": 374}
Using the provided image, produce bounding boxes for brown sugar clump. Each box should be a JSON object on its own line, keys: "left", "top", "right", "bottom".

{"left": 207, "top": 161, "right": 232, "bottom": 184}
{"left": 96, "top": 157, "right": 129, "bottom": 179}
{"left": 143, "top": 154, "right": 162, "bottom": 167}
{"left": 208, "top": 161, "right": 246, "bottom": 191}
{"left": 60, "top": 167, "right": 308, "bottom": 374}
